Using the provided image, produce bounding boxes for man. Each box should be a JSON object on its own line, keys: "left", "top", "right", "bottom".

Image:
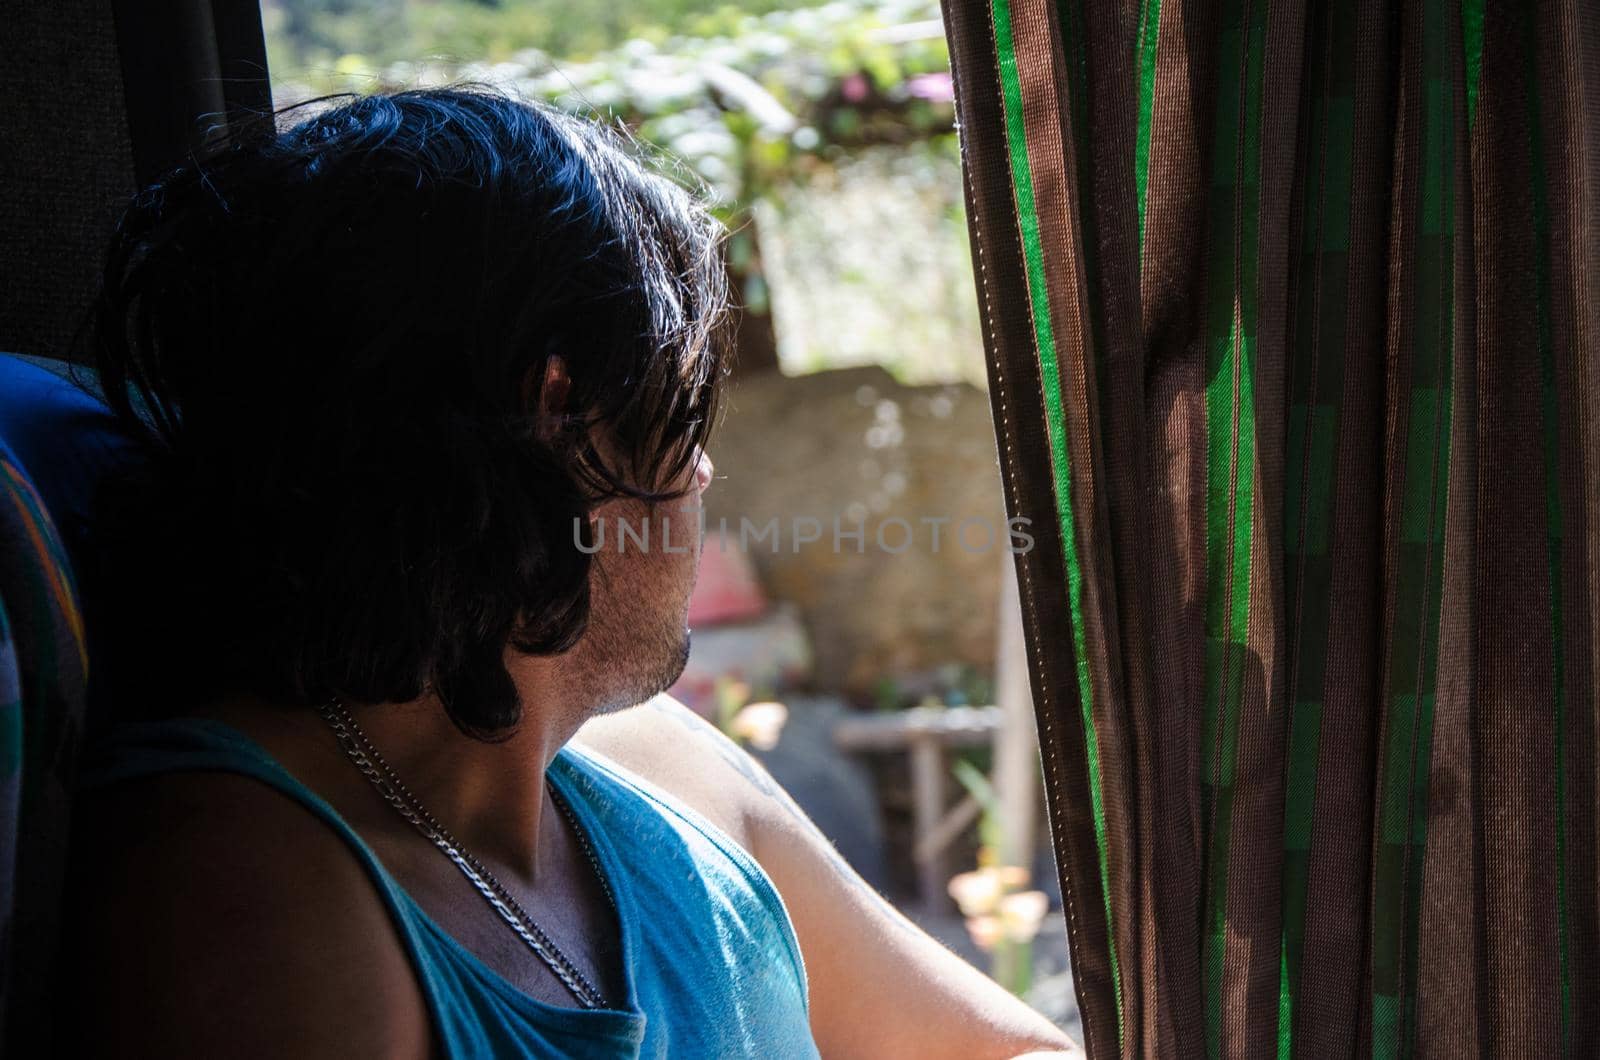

{"left": 64, "top": 87, "right": 1077, "bottom": 1057}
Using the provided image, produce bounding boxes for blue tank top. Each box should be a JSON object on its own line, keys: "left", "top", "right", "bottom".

{"left": 78, "top": 718, "right": 821, "bottom": 1059}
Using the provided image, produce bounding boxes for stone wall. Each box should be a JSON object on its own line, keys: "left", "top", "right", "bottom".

{"left": 704, "top": 365, "right": 1009, "bottom": 700}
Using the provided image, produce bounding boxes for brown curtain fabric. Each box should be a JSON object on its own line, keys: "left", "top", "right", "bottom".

{"left": 939, "top": 0, "right": 1600, "bottom": 1056}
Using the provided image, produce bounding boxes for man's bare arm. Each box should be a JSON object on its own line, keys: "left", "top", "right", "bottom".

{"left": 575, "top": 695, "right": 1081, "bottom": 1060}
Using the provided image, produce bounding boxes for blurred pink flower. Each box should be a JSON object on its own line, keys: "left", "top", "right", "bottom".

{"left": 948, "top": 867, "right": 1005, "bottom": 918}
{"left": 965, "top": 914, "right": 1005, "bottom": 953}
{"left": 997, "top": 890, "right": 1050, "bottom": 943}
{"left": 947, "top": 864, "right": 1032, "bottom": 918}
{"left": 730, "top": 700, "right": 788, "bottom": 751}
{"left": 905, "top": 72, "right": 954, "bottom": 101}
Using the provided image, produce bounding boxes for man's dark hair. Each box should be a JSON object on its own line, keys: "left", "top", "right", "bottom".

{"left": 89, "top": 87, "right": 731, "bottom": 738}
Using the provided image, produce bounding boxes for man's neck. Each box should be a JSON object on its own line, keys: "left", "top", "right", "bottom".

{"left": 204, "top": 655, "right": 594, "bottom": 890}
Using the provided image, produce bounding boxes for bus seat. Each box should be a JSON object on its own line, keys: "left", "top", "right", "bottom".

{"left": 0, "top": 352, "right": 132, "bottom": 1050}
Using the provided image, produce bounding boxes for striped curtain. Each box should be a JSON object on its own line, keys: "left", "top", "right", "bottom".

{"left": 938, "top": 1, "right": 1599, "bottom": 1056}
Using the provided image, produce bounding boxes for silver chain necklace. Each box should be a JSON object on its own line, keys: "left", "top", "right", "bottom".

{"left": 316, "top": 698, "right": 615, "bottom": 1010}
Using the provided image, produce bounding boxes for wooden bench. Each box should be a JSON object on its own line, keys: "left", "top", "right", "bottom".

{"left": 833, "top": 704, "right": 1003, "bottom": 913}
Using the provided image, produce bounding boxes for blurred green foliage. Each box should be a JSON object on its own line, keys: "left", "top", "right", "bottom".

{"left": 267, "top": 0, "right": 834, "bottom": 68}
{"left": 264, "top": 0, "right": 984, "bottom": 385}
{"left": 266, "top": 0, "right": 953, "bottom": 206}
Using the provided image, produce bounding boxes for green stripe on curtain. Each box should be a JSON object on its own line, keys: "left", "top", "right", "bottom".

{"left": 1200, "top": 2, "right": 1266, "bottom": 1056}
{"left": 1464, "top": 0, "right": 1485, "bottom": 125}
{"left": 989, "top": 0, "right": 1124, "bottom": 1041}
{"left": 1135, "top": 0, "right": 1163, "bottom": 252}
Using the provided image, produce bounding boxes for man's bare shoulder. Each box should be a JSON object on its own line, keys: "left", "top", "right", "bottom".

{"left": 576, "top": 697, "right": 1080, "bottom": 1059}
{"left": 571, "top": 694, "right": 769, "bottom": 851}
{"left": 64, "top": 770, "right": 430, "bottom": 1058}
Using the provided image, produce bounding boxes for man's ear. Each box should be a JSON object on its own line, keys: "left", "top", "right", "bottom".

{"left": 523, "top": 356, "right": 572, "bottom": 443}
